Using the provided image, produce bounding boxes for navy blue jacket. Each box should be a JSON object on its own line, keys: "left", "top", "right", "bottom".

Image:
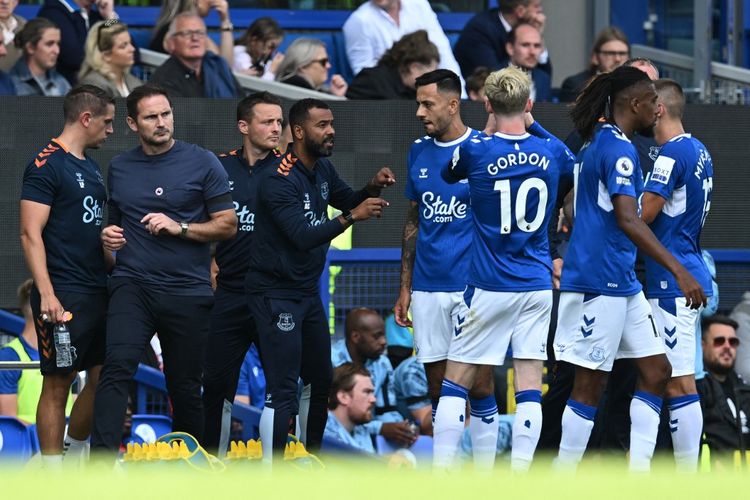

{"left": 37, "top": 0, "right": 103, "bottom": 84}
{"left": 453, "top": 8, "right": 552, "bottom": 80}
{"left": 245, "top": 150, "right": 371, "bottom": 297}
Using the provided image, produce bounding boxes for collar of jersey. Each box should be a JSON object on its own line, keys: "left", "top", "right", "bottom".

{"left": 494, "top": 131, "right": 530, "bottom": 140}
{"left": 668, "top": 132, "right": 692, "bottom": 142}
{"left": 434, "top": 127, "right": 473, "bottom": 147}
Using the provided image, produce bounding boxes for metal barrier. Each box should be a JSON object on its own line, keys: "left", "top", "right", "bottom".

{"left": 632, "top": 44, "right": 750, "bottom": 104}
{"left": 138, "top": 49, "right": 346, "bottom": 101}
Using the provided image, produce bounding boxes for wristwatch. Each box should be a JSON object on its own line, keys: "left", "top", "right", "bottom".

{"left": 220, "top": 22, "right": 234, "bottom": 32}
{"left": 180, "top": 221, "right": 189, "bottom": 237}
{"left": 343, "top": 212, "right": 355, "bottom": 224}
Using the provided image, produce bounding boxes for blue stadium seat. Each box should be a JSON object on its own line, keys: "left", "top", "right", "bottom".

{"left": 129, "top": 414, "right": 172, "bottom": 444}
{"left": 0, "top": 416, "right": 34, "bottom": 461}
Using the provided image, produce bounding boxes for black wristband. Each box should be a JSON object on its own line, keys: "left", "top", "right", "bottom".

{"left": 343, "top": 212, "right": 355, "bottom": 224}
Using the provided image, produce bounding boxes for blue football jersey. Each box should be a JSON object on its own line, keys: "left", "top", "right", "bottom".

{"left": 643, "top": 133, "right": 714, "bottom": 299}
{"left": 442, "top": 131, "right": 567, "bottom": 292}
{"left": 405, "top": 128, "right": 474, "bottom": 291}
{"left": 561, "top": 124, "right": 644, "bottom": 296}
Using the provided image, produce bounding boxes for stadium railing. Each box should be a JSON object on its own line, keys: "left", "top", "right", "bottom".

{"left": 632, "top": 44, "right": 750, "bottom": 104}
{"left": 138, "top": 48, "right": 346, "bottom": 100}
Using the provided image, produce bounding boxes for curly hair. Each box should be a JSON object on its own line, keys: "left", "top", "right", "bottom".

{"left": 379, "top": 30, "right": 439, "bottom": 73}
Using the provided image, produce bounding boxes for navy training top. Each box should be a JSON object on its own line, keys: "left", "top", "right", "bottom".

{"left": 245, "top": 150, "right": 371, "bottom": 297}
{"left": 21, "top": 138, "right": 107, "bottom": 293}
{"left": 108, "top": 140, "right": 233, "bottom": 296}
{"left": 215, "top": 147, "right": 281, "bottom": 293}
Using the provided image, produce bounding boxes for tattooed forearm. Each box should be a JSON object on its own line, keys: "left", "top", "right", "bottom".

{"left": 400, "top": 202, "right": 419, "bottom": 291}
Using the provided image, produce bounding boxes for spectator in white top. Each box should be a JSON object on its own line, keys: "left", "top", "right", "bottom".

{"left": 342, "top": 0, "right": 464, "bottom": 94}
{"left": 232, "top": 17, "right": 284, "bottom": 81}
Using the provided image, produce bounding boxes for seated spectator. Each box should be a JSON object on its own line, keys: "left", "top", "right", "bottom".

{"left": 731, "top": 291, "right": 750, "bottom": 382}
{"left": 0, "top": 0, "right": 26, "bottom": 72}
{"left": 392, "top": 356, "right": 432, "bottom": 435}
{"left": 466, "top": 65, "right": 490, "bottom": 101}
{"left": 150, "top": 12, "right": 241, "bottom": 98}
{"left": 78, "top": 19, "right": 141, "bottom": 97}
{"left": 697, "top": 315, "right": 750, "bottom": 465}
{"left": 232, "top": 16, "right": 284, "bottom": 81}
{"left": 331, "top": 308, "right": 415, "bottom": 447}
{"left": 37, "top": 0, "right": 116, "bottom": 85}
{"left": 10, "top": 17, "right": 70, "bottom": 96}
{"left": 275, "top": 37, "right": 347, "bottom": 97}
{"left": 454, "top": 0, "right": 549, "bottom": 80}
{"left": 0, "top": 32, "right": 16, "bottom": 94}
{"left": 505, "top": 22, "right": 550, "bottom": 101}
{"left": 342, "top": 0, "right": 462, "bottom": 86}
{"left": 384, "top": 312, "right": 412, "bottom": 369}
{"left": 150, "top": 0, "right": 233, "bottom": 65}
{"left": 559, "top": 26, "right": 629, "bottom": 102}
{"left": 345, "top": 30, "right": 438, "bottom": 100}
{"left": 234, "top": 344, "right": 265, "bottom": 410}
{"left": 324, "top": 363, "right": 379, "bottom": 454}
{"left": 0, "top": 280, "right": 72, "bottom": 424}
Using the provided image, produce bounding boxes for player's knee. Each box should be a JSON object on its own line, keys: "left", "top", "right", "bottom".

{"left": 468, "top": 374, "right": 494, "bottom": 399}
{"left": 42, "top": 373, "right": 77, "bottom": 402}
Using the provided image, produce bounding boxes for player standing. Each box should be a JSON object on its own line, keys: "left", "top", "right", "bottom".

{"left": 20, "top": 85, "right": 115, "bottom": 468}
{"left": 554, "top": 66, "right": 706, "bottom": 472}
{"left": 433, "top": 67, "right": 573, "bottom": 471}
{"left": 394, "top": 69, "right": 499, "bottom": 470}
{"left": 641, "top": 79, "right": 714, "bottom": 472}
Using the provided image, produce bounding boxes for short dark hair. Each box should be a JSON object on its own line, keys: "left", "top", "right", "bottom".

{"left": 654, "top": 78, "right": 685, "bottom": 119}
{"left": 328, "top": 363, "right": 372, "bottom": 410}
{"left": 237, "top": 91, "right": 282, "bottom": 122}
{"left": 702, "top": 315, "right": 739, "bottom": 338}
{"left": 288, "top": 98, "right": 329, "bottom": 129}
{"left": 466, "top": 66, "right": 491, "bottom": 95}
{"left": 414, "top": 68, "right": 462, "bottom": 96}
{"left": 126, "top": 84, "right": 172, "bottom": 120}
{"left": 15, "top": 17, "right": 57, "bottom": 53}
{"left": 63, "top": 85, "right": 115, "bottom": 123}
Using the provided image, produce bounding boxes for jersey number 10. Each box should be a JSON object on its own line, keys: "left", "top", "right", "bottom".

{"left": 494, "top": 178, "right": 548, "bottom": 234}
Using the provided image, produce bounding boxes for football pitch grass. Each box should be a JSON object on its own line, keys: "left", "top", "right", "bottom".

{"left": 0, "top": 453, "right": 746, "bottom": 500}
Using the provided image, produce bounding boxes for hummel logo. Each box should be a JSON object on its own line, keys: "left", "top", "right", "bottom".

{"left": 454, "top": 325, "right": 463, "bottom": 337}
{"left": 481, "top": 416, "right": 494, "bottom": 425}
{"left": 664, "top": 326, "right": 677, "bottom": 349}
{"left": 583, "top": 315, "right": 595, "bottom": 327}
{"left": 581, "top": 326, "right": 593, "bottom": 338}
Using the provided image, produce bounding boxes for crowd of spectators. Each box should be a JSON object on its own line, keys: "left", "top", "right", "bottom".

{"left": 0, "top": 0, "right": 642, "bottom": 102}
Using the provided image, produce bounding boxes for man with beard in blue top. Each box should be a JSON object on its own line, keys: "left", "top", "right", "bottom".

{"left": 246, "top": 98, "right": 396, "bottom": 463}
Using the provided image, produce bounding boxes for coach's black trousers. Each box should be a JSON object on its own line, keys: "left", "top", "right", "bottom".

{"left": 247, "top": 293, "right": 332, "bottom": 459}
{"left": 91, "top": 277, "right": 213, "bottom": 454}
{"left": 202, "top": 287, "right": 258, "bottom": 453}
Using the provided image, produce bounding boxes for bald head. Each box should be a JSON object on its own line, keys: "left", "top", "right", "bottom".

{"left": 344, "top": 308, "right": 386, "bottom": 360}
{"left": 624, "top": 57, "right": 659, "bottom": 81}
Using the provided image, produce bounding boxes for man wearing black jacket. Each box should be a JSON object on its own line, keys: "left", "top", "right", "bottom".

{"left": 246, "top": 98, "right": 395, "bottom": 462}
{"left": 698, "top": 315, "right": 750, "bottom": 464}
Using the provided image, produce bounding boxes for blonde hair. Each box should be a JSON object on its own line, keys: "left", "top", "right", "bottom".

{"left": 79, "top": 20, "right": 131, "bottom": 84}
{"left": 484, "top": 66, "right": 531, "bottom": 115}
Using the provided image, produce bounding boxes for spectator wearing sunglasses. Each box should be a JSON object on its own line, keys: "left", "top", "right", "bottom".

{"left": 78, "top": 19, "right": 141, "bottom": 97}
{"left": 275, "top": 38, "right": 347, "bottom": 97}
{"left": 697, "top": 315, "right": 750, "bottom": 463}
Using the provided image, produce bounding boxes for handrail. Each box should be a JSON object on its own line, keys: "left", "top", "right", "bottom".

{"left": 0, "top": 361, "right": 39, "bottom": 370}
{"left": 632, "top": 43, "right": 750, "bottom": 84}
{"left": 138, "top": 49, "right": 346, "bottom": 101}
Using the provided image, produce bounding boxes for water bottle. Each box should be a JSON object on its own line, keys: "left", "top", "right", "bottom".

{"left": 53, "top": 312, "right": 76, "bottom": 368}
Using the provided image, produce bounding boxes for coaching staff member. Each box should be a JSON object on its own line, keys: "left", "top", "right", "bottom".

{"left": 92, "top": 84, "right": 237, "bottom": 456}
{"left": 202, "top": 92, "right": 283, "bottom": 454}
{"left": 20, "top": 85, "right": 114, "bottom": 468}
{"left": 247, "top": 98, "right": 394, "bottom": 462}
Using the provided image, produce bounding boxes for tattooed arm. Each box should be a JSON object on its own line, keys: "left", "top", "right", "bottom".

{"left": 394, "top": 201, "right": 419, "bottom": 327}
